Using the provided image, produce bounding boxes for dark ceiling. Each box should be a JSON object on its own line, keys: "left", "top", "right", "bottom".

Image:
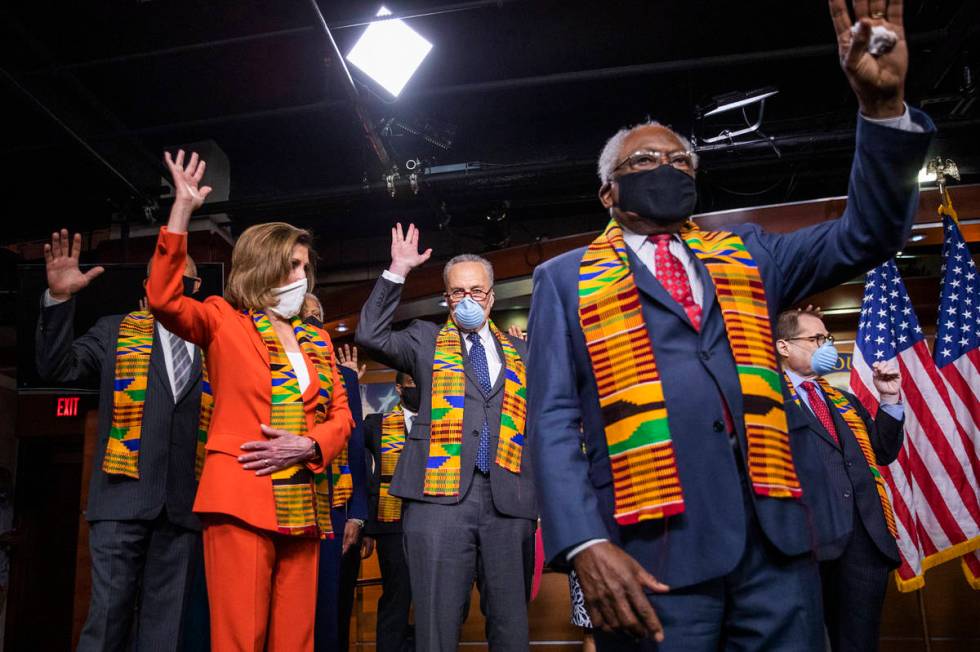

{"left": 1, "top": 0, "right": 978, "bottom": 261}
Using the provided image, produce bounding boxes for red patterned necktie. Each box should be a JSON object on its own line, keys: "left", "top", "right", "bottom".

{"left": 649, "top": 234, "right": 702, "bottom": 331}
{"left": 800, "top": 380, "right": 840, "bottom": 445}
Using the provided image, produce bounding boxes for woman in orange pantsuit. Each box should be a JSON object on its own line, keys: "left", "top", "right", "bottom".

{"left": 148, "top": 150, "right": 353, "bottom": 651}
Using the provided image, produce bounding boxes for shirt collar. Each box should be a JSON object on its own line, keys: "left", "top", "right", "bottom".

{"left": 401, "top": 405, "right": 416, "bottom": 421}
{"left": 784, "top": 368, "right": 819, "bottom": 391}
{"left": 619, "top": 223, "right": 681, "bottom": 252}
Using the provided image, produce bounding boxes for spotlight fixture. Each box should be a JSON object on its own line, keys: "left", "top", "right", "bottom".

{"left": 695, "top": 87, "right": 778, "bottom": 146}
{"left": 908, "top": 233, "right": 927, "bottom": 243}
{"left": 335, "top": 322, "right": 350, "bottom": 333}
{"left": 346, "top": 6, "right": 433, "bottom": 98}
{"left": 917, "top": 166, "right": 938, "bottom": 185}
{"left": 699, "top": 88, "right": 779, "bottom": 117}
{"left": 438, "top": 299, "right": 448, "bottom": 307}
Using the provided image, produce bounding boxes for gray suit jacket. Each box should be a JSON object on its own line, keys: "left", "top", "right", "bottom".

{"left": 355, "top": 276, "right": 536, "bottom": 520}
{"left": 35, "top": 297, "right": 204, "bottom": 531}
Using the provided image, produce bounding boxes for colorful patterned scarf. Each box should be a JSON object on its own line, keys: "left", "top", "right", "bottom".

{"left": 423, "top": 319, "right": 527, "bottom": 496}
{"left": 330, "top": 370, "right": 354, "bottom": 508}
{"left": 578, "top": 219, "right": 800, "bottom": 525}
{"left": 378, "top": 407, "right": 406, "bottom": 522}
{"left": 252, "top": 311, "right": 336, "bottom": 538}
{"left": 105, "top": 311, "right": 212, "bottom": 480}
{"left": 784, "top": 372, "right": 898, "bottom": 538}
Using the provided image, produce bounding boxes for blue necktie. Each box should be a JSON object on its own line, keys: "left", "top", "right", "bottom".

{"left": 467, "top": 332, "right": 492, "bottom": 474}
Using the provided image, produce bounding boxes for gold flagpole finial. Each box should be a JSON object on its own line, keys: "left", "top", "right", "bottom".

{"left": 927, "top": 156, "right": 960, "bottom": 205}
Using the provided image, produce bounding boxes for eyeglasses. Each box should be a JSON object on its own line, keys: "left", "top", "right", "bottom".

{"left": 445, "top": 287, "right": 492, "bottom": 301}
{"left": 613, "top": 149, "right": 696, "bottom": 175}
{"left": 786, "top": 334, "right": 835, "bottom": 347}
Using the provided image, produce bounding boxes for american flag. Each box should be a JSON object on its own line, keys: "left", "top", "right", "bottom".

{"left": 850, "top": 259, "right": 980, "bottom": 591}
{"left": 934, "top": 203, "right": 980, "bottom": 587}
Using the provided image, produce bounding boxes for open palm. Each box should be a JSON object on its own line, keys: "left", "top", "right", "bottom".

{"left": 164, "top": 149, "right": 212, "bottom": 212}
{"left": 389, "top": 222, "right": 432, "bottom": 277}
{"left": 44, "top": 229, "right": 104, "bottom": 300}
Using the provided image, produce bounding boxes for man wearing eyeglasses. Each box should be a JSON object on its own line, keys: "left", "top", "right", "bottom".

{"left": 776, "top": 308, "right": 903, "bottom": 652}
{"left": 355, "top": 225, "right": 536, "bottom": 651}
{"left": 526, "top": 1, "right": 931, "bottom": 649}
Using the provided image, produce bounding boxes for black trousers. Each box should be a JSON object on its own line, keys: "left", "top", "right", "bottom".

{"left": 820, "top": 512, "right": 893, "bottom": 652}
{"left": 77, "top": 510, "right": 199, "bottom": 652}
{"left": 375, "top": 532, "right": 414, "bottom": 652}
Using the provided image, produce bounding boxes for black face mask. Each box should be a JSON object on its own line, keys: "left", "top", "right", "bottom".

{"left": 400, "top": 386, "right": 421, "bottom": 413}
{"left": 182, "top": 276, "right": 199, "bottom": 297}
{"left": 303, "top": 315, "right": 324, "bottom": 329}
{"left": 614, "top": 165, "right": 697, "bottom": 225}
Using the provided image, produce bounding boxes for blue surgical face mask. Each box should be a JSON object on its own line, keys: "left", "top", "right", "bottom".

{"left": 810, "top": 342, "right": 840, "bottom": 376}
{"left": 453, "top": 296, "right": 486, "bottom": 331}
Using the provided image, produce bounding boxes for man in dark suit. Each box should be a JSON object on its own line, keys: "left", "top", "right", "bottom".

{"left": 775, "top": 308, "right": 903, "bottom": 652}
{"left": 355, "top": 230, "right": 536, "bottom": 651}
{"left": 36, "top": 229, "right": 205, "bottom": 652}
{"left": 364, "top": 371, "right": 417, "bottom": 652}
{"left": 526, "top": 2, "right": 932, "bottom": 649}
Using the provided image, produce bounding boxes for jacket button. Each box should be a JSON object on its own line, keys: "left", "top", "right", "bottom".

{"left": 843, "top": 491, "right": 851, "bottom": 499}
{"left": 700, "top": 351, "right": 711, "bottom": 361}
{"left": 846, "top": 460, "right": 854, "bottom": 468}
{"left": 713, "top": 420, "right": 725, "bottom": 432}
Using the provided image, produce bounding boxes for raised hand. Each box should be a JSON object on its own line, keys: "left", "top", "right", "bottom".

{"left": 337, "top": 344, "right": 367, "bottom": 380}
{"left": 507, "top": 324, "right": 526, "bottom": 341}
{"left": 872, "top": 360, "right": 902, "bottom": 402}
{"left": 163, "top": 149, "right": 212, "bottom": 234}
{"left": 44, "top": 229, "right": 104, "bottom": 301}
{"left": 829, "top": 0, "right": 907, "bottom": 118}
{"left": 388, "top": 223, "right": 432, "bottom": 278}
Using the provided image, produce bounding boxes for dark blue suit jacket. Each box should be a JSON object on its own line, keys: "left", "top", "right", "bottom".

{"left": 786, "top": 386, "right": 903, "bottom": 564}
{"left": 526, "top": 110, "right": 934, "bottom": 589}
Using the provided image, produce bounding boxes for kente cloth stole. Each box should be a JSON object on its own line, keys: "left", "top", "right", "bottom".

{"left": 378, "top": 407, "right": 406, "bottom": 522}
{"left": 577, "top": 219, "right": 800, "bottom": 526}
{"left": 330, "top": 370, "right": 354, "bottom": 508}
{"left": 104, "top": 311, "right": 212, "bottom": 481}
{"left": 423, "top": 318, "right": 527, "bottom": 496}
{"left": 252, "top": 311, "right": 336, "bottom": 538}
{"left": 784, "top": 373, "right": 898, "bottom": 538}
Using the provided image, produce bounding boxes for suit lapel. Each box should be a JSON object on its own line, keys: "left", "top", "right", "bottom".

{"left": 800, "top": 392, "right": 842, "bottom": 449}
{"left": 626, "top": 248, "right": 698, "bottom": 331}
{"left": 487, "top": 335, "right": 506, "bottom": 399}
{"left": 149, "top": 323, "right": 173, "bottom": 400}
{"left": 175, "top": 346, "right": 203, "bottom": 404}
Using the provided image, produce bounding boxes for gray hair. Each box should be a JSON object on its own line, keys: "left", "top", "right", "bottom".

{"left": 597, "top": 120, "right": 699, "bottom": 185}
{"left": 443, "top": 254, "right": 494, "bottom": 288}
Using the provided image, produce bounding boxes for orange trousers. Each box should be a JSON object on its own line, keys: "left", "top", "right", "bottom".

{"left": 202, "top": 516, "right": 319, "bottom": 652}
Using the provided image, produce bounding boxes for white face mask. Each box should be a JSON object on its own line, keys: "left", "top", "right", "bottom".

{"left": 267, "top": 277, "right": 308, "bottom": 319}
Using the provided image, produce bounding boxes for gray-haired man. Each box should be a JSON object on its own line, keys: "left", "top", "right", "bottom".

{"left": 355, "top": 223, "right": 536, "bottom": 651}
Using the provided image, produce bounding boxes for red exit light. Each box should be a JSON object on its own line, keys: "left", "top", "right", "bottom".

{"left": 56, "top": 397, "right": 80, "bottom": 417}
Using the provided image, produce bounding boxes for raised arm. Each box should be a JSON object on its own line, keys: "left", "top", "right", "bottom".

{"left": 765, "top": 0, "right": 934, "bottom": 306}
{"left": 35, "top": 229, "right": 108, "bottom": 383}
{"left": 354, "top": 223, "right": 432, "bottom": 373}
{"left": 146, "top": 150, "right": 222, "bottom": 346}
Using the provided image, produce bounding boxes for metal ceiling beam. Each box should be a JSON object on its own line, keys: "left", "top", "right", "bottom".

{"left": 23, "top": 0, "right": 526, "bottom": 76}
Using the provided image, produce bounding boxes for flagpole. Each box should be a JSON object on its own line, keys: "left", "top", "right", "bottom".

{"left": 916, "top": 587, "right": 932, "bottom": 652}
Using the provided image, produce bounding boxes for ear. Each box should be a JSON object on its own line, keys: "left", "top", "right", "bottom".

{"left": 599, "top": 181, "right": 615, "bottom": 210}
{"left": 193, "top": 278, "right": 202, "bottom": 294}
{"left": 486, "top": 288, "right": 495, "bottom": 312}
{"left": 775, "top": 339, "right": 789, "bottom": 359}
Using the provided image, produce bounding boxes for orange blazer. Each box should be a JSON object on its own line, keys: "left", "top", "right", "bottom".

{"left": 147, "top": 227, "right": 354, "bottom": 533}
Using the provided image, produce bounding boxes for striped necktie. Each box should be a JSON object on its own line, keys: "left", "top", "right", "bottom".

{"left": 168, "top": 329, "right": 192, "bottom": 400}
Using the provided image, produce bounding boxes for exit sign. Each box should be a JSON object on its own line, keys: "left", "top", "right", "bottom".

{"left": 56, "top": 396, "right": 80, "bottom": 417}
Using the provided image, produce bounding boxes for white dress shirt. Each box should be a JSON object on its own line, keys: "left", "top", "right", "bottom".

{"left": 402, "top": 405, "right": 417, "bottom": 434}
{"left": 380, "top": 270, "right": 501, "bottom": 385}
{"left": 286, "top": 351, "right": 311, "bottom": 393}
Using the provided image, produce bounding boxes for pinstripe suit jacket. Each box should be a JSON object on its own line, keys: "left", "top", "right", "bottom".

{"left": 36, "top": 296, "right": 204, "bottom": 530}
